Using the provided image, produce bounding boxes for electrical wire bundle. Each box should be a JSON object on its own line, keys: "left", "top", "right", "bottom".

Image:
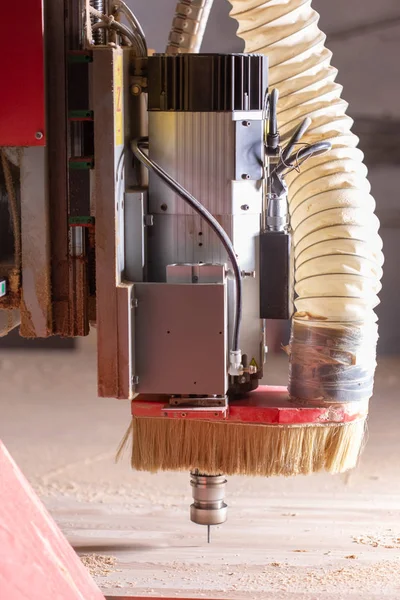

{"left": 88, "top": 0, "right": 147, "bottom": 55}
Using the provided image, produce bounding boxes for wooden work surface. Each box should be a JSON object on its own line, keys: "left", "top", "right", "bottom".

{"left": 2, "top": 339, "right": 400, "bottom": 599}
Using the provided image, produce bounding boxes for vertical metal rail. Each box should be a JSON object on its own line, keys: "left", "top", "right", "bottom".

{"left": 65, "top": 0, "right": 92, "bottom": 336}
{"left": 44, "top": 0, "right": 70, "bottom": 336}
{"left": 44, "top": 0, "right": 92, "bottom": 337}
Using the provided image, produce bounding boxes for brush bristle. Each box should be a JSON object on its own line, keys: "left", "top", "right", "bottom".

{"left": 118, "top": 417, "right": 366, "bottom": 476}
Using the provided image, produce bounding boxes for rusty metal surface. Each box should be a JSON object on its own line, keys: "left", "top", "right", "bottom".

{"left": 93, "top": 47, "right": 133, "bottom": 399}
{"left": 45, "top": 0, "right": 71, "bottom": 336}
{"left": 20, "top": 147, "right": 52, "bottom": 338}
{"left": 46, "top": 0, "right": 92, "bottom": 338}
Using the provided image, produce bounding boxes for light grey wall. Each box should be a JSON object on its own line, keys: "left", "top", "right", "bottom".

{"left": 128, "top": 0, "right": 400, "bottom": 353}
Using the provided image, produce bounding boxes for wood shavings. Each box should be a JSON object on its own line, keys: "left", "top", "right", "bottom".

{"left": 293, "top": 549, "right": 308, "bottom": 552}
{"left": 345, "top": 554, "right": 357, "bottom": 559}
{"left": 80, "top": 554, "right": 120, "bottom": 576}
{"left": 353, "top": 534, "right": 400, "bottom": 549}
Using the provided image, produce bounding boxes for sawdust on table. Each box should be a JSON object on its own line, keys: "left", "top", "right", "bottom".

{"left": 80, "top": 554, "right": 121, "bottom": 577}
{"left": 353, "top": 533, "right": 400, "bottom": 549}
{"left": 125, "top": 559, "right": 400, "bottom": 595}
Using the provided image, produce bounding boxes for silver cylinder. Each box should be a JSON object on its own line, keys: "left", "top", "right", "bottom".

{"left": 266, "top": 193, "right": 289, "bottom": 232}
{"left": 147, "top": 110, "right": 264, "bottom": 370}
{"left": 190, "top": 473, "right": 228, "bottom": 526}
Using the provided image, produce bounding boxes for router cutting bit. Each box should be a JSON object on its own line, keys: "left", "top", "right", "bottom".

{"left": 190, "top": 472, "right": 227, "bottom": 542}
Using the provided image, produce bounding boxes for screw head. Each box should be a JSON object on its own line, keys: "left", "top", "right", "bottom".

{"left": 241, "top": 204, "right": 249, "bottom": 211}
{"left": 131, "top": 84, "right": 142, "bottom": 96}
{"left": 160, "top": 203, "right": 168, "bottom": 211}
{"left": 35, "top": 131, "right": 44, "bottom": 140}
{"left": 241, "top": 174, "right": 250, "bottom": 180}
{"left": 242, "top": 120, "right": 251, "bottom": 127}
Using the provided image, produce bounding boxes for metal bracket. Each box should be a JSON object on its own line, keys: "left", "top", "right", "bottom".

{"left": 234, "top": 119, "right": 263, "bottom": 181}
{"left": 169, "top": 396, "right": 227, "bottom": 408}
{"left": 162, "top": 405, "right": 228, "bottom": 420}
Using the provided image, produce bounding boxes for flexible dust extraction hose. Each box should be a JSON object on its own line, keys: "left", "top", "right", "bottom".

{"left": 166, "top": 0, "right": 215, "bottom": 54}
{"left": 228, "top": 0, "right": 383, "bottom": 414}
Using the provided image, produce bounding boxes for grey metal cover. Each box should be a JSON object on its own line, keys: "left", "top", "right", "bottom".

{"left": 134, "top": 282, "right": 227, "bottom": 395}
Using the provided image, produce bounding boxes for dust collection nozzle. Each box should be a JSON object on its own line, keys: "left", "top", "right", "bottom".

{"left": 190, "top": 472, "right": 227, "bottom": 542}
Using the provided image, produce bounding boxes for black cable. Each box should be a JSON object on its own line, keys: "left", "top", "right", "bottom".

{"left": 131, "top": 137, "right": 242, "bottom": 353}
{"left": 266, "top": 89, "right": 280, "bottom": 152}
{"left": 269, "top": 88, "right": 279, "bottom": 136}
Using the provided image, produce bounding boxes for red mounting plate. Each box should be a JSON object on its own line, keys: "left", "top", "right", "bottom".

{"left": 132, "top": 386, "right": 368, "bottom": 425}
{"left": 0, "top": 0, "right": 45, "bottom": 146}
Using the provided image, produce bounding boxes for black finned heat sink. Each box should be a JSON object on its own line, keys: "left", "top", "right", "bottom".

{"left": 147, "top": 53, "right": 268, "bottom": 112}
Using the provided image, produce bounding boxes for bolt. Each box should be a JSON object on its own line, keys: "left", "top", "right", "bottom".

{"left": 35, "top": 131, "right": 44, "bottom": 140}
{"left": 242, "top": 120, "right": 251, "bottom": 127}
{"left": 131, "top": 84, "right": 142, "bottom": 96}
{"left": 160, "top": 203, "right": 168, "bottom": 211}
{"left": 241, "top": 204, "right": 249, "bottom": 211}
{"left": 192, "top": 275, "right": 199, "bottom": 283}
{"left": 242, "top": 174, "right": 250, "bottom": 180}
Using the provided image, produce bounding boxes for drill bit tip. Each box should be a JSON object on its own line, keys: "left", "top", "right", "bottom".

{"left": 207, "top": 525, "right": 211, "bottom": 544}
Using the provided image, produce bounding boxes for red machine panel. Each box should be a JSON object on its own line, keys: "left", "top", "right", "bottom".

{"left": 0, "top": 0, "right": 45, "bottom": 146}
